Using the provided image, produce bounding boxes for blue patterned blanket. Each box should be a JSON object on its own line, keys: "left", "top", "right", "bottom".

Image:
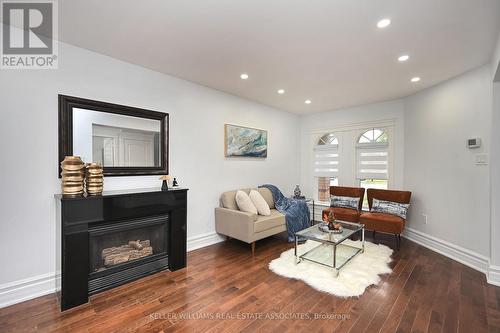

{"left": 259, "top": 184, "right": 310, "bottom": 242}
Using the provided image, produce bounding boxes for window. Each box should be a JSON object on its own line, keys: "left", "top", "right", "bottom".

{"left": 359, "top": 179, "right": 388, "bottom": 209}
{"left": 314, "top": 133, "right": 339, "bottom": 201}
{"left": 357, "top": 128, "right": 389, "bottom": 209}
{"left": 318, "top": 176, "right": 338, "bottom": 202}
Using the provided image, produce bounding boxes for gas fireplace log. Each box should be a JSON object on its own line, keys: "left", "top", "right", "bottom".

{"left": 128, "top": 240, "right": 144, "bottom": 250}
{"left": 101, "top": 240, "right": 150, "bottom": 259}
{"left": 103, "top": 246, "right": 153, "bottom": 267}
{"left": 101, "top": 240, "right": 153, "bottom": 267}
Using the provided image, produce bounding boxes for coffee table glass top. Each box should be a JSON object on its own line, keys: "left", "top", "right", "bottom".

{"left": 295, "top": 220, "right": 363, "bottom": 245}
{"left": 294, "top": 220, "right": 365, "bottom": 273}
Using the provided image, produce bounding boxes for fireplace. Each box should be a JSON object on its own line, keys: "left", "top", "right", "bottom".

{"left": 55, "top": 188, "right": 187, "bottom": 310}
{"left": 87, "top": 215, "right": 169, "bottom": 294}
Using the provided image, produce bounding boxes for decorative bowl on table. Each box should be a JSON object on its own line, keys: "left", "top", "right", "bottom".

{"left": 319, "top": 223, "right": 343, "bottom": 234}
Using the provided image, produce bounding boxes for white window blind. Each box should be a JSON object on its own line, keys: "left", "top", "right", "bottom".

{"left": 356, "top": 143, "right": 388, "bottom": 180}
{"left": 313, "top": 144, "right": 339, "bottom": 177}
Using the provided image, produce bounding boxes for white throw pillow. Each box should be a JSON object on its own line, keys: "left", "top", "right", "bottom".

{"left": 235, "top": 190, "right": 258, "bottom": 215}
{"left": 249, "top": 190, "right": 271, "bottom": 216}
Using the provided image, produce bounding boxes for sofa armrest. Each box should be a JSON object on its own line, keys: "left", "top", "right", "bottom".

{"left": 215, "top": 207, "right": 257, "bottom": 243}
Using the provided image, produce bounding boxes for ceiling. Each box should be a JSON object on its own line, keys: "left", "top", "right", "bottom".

{"left": 57, "top": 0, "right": 500, "bottom": 114}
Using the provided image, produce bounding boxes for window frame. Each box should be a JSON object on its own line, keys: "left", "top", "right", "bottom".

{"left": 314, "top": 132, "right": 340, "bottom": 203}
{"left": 309, "top": 121, "right": 395, "bottom": 203}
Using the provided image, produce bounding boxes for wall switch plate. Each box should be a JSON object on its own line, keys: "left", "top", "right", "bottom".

{"left": 422, "top": 213, "right": 428, "bottom": 224}
{"left": 475, "top": 154, "right": 488, "bottom": 166}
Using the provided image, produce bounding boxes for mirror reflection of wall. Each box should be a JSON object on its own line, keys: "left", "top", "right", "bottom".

{"left": 73, "top": 108, "right": 161, "bottom": 167}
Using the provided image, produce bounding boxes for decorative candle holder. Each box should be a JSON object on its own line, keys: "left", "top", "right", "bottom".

{"left": 60, "top": 156, "right": 85, "bottom": 196}
{"left": 85, "top": 163, "right": 104, "bottom": 195}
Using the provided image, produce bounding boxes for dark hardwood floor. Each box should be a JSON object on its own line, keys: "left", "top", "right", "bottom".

{"left": 1, "top": 232, "right": 499, "bottom": 333}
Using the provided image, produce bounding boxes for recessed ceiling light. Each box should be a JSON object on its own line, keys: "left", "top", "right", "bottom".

{"left": 411, "top": 77, "right": 421, "bottom": 83}
{"left": 398, "top": 55, "right": 410, "bottom": 62}
{"left": 277, "top": 89, "right": 285, "bottom": 94}
{"left": 377, "top": 18, "right": 391, "bottom": 29}
{"left": 305, "top": 99, "right": 312, "bottom": 104}
{"left": 240, "top": 73, "right": 249, "bottom": 80}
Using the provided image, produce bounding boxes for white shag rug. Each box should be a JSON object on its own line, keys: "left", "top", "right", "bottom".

{"left": 269, "top": 240, "right": 393, "bottom": 297}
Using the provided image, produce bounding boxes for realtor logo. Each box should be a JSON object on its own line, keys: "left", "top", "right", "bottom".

{"left": 1, "top": 0, "right": 58, "bottom": 69}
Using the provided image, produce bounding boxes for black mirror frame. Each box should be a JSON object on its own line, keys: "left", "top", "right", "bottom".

{"left": 58, "top": 94, "right": 169, "bottom": 177}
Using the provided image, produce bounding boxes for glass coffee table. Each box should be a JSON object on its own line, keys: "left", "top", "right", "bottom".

{"left": 294, "top": 221, "right": 365, "bottom": 277}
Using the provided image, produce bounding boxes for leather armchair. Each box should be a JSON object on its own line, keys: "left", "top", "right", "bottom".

{"left": 359, "top": 188, "right": 412, "bottom": 249}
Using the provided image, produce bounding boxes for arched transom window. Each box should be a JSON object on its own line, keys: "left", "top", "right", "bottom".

{"left": 358, "top": 128, "right": 388, "bottom": 144}
{"left": 318, "top": 133, "right": 339, "bottom": 145}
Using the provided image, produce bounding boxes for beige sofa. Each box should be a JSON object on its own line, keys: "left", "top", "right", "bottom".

{"left": 215, "top": 188, "right": 286, "bottom": 254}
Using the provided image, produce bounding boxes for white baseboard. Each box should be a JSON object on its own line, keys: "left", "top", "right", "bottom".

{"left": 0, "top": 272, "right": 61, "bottom": 309}
{"left": 403, "top": 227, "right": 490, "bottom": 274}
{"left": 0, "top": 232, "right": 225, "bottom": 309}
{"left": 187, "top": 231, "right": 225, "bottom": 252}
{"left": 488, "top": 265, "right": 500, "bottom": 286}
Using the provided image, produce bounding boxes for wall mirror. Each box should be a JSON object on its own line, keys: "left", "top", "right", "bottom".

{"left": 59, "top": 95, "right": 168, "bottom": 177}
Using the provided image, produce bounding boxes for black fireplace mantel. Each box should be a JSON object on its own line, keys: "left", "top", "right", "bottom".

{"left": 55, "top": 187, "right": 188, "bottom": 311}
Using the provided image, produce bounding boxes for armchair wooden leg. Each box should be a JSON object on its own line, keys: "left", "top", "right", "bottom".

{"left": 394, "top": 234, "right": 400, "bottom": 250}
{"left": 251, "top": 242, "right": 255, "bottom": 255}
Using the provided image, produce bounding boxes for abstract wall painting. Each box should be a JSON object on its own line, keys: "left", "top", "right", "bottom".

{"left": 224, "top": 124, "right": 268, "bottom": 158}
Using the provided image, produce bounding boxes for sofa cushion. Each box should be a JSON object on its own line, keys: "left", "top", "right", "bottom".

{"left": 254, "top": 209, "right": 286, "bottom": 233}
{"left": 249, "top": 190, "right": 271, "bottom": 216}
{"left": 359, "top": 212, "right": 405, "bottom": 234}
{"left": 330, "top": 195, "right": 360, "bottom": 210}
{"left": 235, "top": 190, "right": 257, "bottom": 214}
{"left": 322, "top": 207, "right": 360, "bottom": 223}
{"left": 367, "top": 189, "right": 411, "bottom": 210}
{"left": 257, "top": 188, "right": 275, "bottom": 209}
{"left": 371, "top": 198, "right": 409, "bottom": 219}
{"left": 330, "top": 186, "right": 365, "bottom": 211}
{"left": 221, "top": 188, "right": 251, "bottom": 210}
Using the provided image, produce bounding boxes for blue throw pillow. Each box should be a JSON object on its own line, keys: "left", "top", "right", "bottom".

{"left": 330, "top": 195, "right": 359, "bottom": 210}
{"left": 371, "top": 198, "right": 410, "bottom": 219}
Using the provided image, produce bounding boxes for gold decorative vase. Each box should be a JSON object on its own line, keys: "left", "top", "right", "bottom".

{"left": 85, "top": 163, "right": 104, "bottom": 195}
{"left": 60, "top": 156, "right": 85, "bottom": 196}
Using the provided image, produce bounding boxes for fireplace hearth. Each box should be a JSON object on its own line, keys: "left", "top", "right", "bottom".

{"left": 55, "top": 188, "right": 187, "bottom": 311}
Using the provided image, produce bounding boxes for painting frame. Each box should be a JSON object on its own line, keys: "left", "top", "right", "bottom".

{"left": 224, "top": 124, "right": 268, "bottom": 158}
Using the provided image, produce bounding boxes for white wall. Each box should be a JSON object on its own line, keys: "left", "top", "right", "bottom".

{"left": 490, "top": 81, "right": 500, "bottom": 284}
{"left": 492, "top": 32, "right": 500, "bottom": 81}
{"left": 404, "top": 65, "right": 492, "bottom": 258}
{"left": 0, "top": 42, "right": 299, "bottom": 299}
{"left": 489, "top": 30, "right": 500, "bottom": 284}
{"left": 299, "top": 99, "right": 406, "bottom": 200}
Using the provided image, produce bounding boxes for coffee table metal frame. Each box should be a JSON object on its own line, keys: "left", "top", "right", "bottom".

{"left": 294, "top": 221, "right": 365, "bottom": 277}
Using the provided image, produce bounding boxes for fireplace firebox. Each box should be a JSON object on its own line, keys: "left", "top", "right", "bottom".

{"left": 55, "top": 188, "right": 187, "bottom": 311}
{"left": 89, "top": 216, "right": 168, "bottom": 273}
